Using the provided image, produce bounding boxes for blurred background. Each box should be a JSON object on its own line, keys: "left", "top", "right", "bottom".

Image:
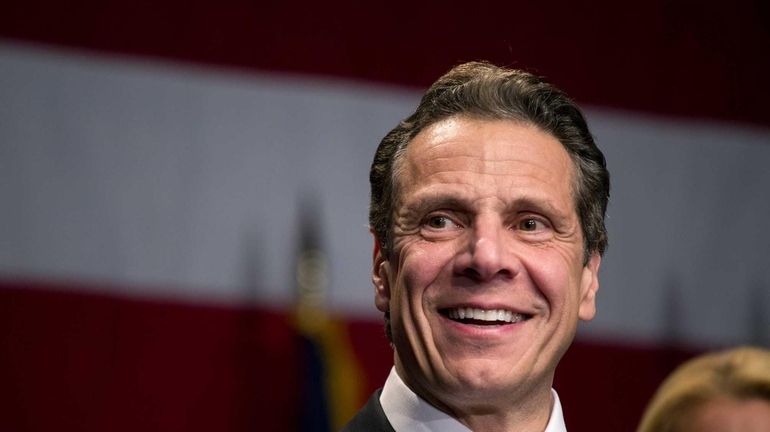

{"left": 1, "top": 1, "right": 769, "bottom": 431}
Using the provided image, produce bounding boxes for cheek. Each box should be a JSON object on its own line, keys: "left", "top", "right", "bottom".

{"left": 520, "top": 248, "right": 583, "bottom": 308}
{"left": 396, "top": 243, "right": 456, "bottom": 304}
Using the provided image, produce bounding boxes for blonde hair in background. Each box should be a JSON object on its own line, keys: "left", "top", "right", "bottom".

{"left": 637, "top": 346, "right": 770, "bottom": 432}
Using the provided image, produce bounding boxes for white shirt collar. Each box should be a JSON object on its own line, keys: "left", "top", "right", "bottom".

{"left": 379, "top": 367, "right": 567, "bottom": 432}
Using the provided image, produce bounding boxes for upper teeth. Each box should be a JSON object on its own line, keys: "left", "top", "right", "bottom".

{"left": 446, "top": 307, "right": 524, "bottom": 323}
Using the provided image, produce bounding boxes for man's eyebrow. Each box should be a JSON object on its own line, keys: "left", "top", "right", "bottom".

{"left": 506, "top": 196, "right": 571, "bottom": 220}
{"left": 399, "top": 193, "right": 572, "bottom": 220}
{"left": 400, "top": 194, "right": 470, "bottom": 215}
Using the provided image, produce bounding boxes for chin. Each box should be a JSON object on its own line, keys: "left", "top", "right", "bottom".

{"left": 445, "top": 360, "right": 523, "bottom": 390}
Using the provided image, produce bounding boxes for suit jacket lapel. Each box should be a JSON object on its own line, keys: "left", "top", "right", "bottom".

{"left": 340, "top": 389, "right": 395, "bottom": 432}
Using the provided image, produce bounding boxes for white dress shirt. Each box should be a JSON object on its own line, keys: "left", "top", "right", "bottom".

{"left": 379, "top": 367, "right": 567, "bottom": 432}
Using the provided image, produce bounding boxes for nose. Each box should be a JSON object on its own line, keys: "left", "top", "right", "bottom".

{"left": 455, "top": 215, "right": 515, "bottom": 282}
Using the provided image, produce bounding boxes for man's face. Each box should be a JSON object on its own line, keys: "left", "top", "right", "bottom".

{"left": 372, "top": 116, "right": 601, "bottom": 411}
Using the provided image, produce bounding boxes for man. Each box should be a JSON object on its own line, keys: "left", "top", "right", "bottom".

{"left": 343, "top": 61, "right": 609, "bottom": 432}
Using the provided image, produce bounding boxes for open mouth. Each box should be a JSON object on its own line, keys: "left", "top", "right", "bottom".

{"left": 439, "top": 307, "right": 531, "bottom": 326}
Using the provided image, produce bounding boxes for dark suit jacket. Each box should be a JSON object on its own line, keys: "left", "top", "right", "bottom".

{"left": 340, "top": 389, "right": 395, "bottom": 432}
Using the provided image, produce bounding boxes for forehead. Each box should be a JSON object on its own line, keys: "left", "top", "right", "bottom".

{"left": 396, "top": 116, "right": 576, "bottom": 201}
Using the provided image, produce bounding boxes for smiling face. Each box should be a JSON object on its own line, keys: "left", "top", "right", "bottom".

{"left": 372, "top": 116, "right": 601, "bottom": 418}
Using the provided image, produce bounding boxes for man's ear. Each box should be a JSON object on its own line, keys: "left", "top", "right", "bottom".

{"left": 371, "top": 232, "right": 391, "bottom": 313}
{"left": 578, "top": 252, "right": 601, "bottom": 321}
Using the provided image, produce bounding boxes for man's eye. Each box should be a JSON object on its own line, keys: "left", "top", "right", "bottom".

{"left": 518, "top": 218, "right": 541, "bottom": 231}
{"left": 426, "top": 216, "right": 456, "bottom": 229}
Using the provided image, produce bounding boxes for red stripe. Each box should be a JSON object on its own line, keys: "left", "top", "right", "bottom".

{"left": 556, "top": 339, "right": 697, "bottom": 431}
{"left": 2, "top": 1, "right": 769, "bottom": 126}
{"left": 0, "top": 281, "right": 301, "bottom": 431}
{"left": 1, "top": 280, "right": 697, "bottom": 431}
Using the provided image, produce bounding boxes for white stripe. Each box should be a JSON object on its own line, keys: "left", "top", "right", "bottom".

{"left": 0, "top": 41, "right": 418, "bottom": 308}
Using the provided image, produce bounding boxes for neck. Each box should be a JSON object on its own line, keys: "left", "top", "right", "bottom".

{"left": 395, "top": 363, "right": 556, "bottom": 432}
{"left": 452, "top": 389, "right": 554, "bottom": 432}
